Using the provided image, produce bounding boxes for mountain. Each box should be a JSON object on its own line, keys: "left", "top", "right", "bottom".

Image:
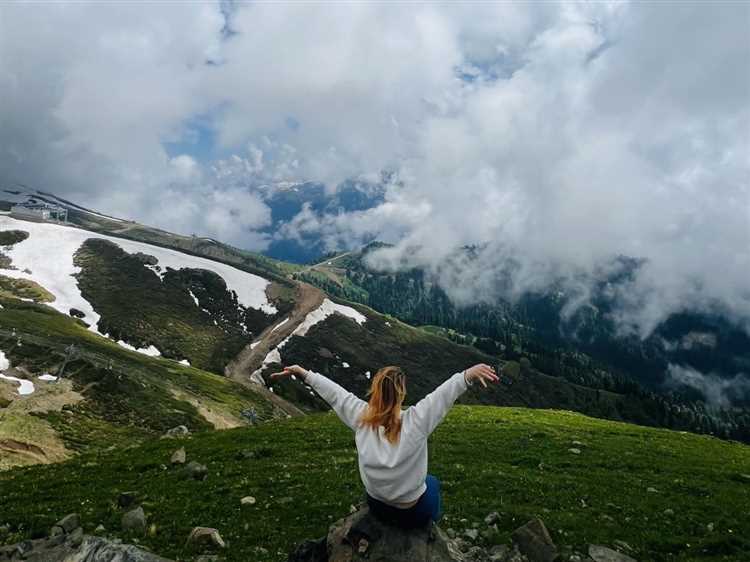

{"left": 294, "top": 245, "right": 750, "bottom": 440}
{"left": 3, "top": 198, "right": 749, "bottom": 474}
{"left": 0, "top": 194, "right": 749, "bottom": 561}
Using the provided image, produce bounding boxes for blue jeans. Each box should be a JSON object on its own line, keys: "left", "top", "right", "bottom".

{"left": 366, "top": 475, "right": 442, "bottom": 529}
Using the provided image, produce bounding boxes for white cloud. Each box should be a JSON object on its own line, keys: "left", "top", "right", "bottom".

{"left": 0, "top": 1, "right": 748, "bottom": 336}
{"left": 666, "top": 364, "right": 750, "bottom": 408}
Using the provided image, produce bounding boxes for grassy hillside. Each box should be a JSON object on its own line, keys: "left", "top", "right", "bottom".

{"left": 0, "top": 297, "right": 287, "bottom": 468}
{"left": 73, "top": 238, "right": 292, "bottom": 373}
{"left": 1, "top": 407, "right": 748, "bottom": 561}
{"left": 258, "top": 302, "right": 693, "bottom": 431}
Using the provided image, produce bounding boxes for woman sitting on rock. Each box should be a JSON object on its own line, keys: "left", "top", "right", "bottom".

{"left": 270, "top": 363, "right": 499, "bottom": 528}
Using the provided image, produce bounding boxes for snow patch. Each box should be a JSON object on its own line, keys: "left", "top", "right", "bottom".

{"left": 342, "top": 362, "right": 350, "bottom": 368}
{"left": 0, "top": 373, "right": 34, "bottom": 395}
{"left": 0, "top": 216, "right": 276, "bottom": 334}
{"left": 0, "top": 352, "right": 34, "bottom": 395}
{"left": 187, "top": 289, "right": 200, "bottom": 307}
{"left": 291, "top": 299, "right": 366, "bottom": 338}
{"left": 365, "top": 371, "right": 371, "bottom": 380}
{"left": 179, "top": 359, "right": 191, "bottom": 366}
{"left": 271, "top": 317, "right": 289, "bottom": 332}
{"left": 38, "top": 373, "right": 58, "bottom": 381}
{"left": 250, "top": 300, "right": 365, "bottom": 386}
{"left": 116, "top": 340, "right": 161, "bottom": 357}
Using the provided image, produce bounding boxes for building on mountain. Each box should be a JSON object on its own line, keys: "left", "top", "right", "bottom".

{"left": 10, "top": 201, "right": 68, "bottom": 222}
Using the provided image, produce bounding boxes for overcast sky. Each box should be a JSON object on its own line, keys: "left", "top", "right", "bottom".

{"left": 0, "top": 1, "right": 748, "bottom": 339}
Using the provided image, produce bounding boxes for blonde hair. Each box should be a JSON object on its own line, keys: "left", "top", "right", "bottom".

{"left": 359, "top": 366, "right": 406, "bottom": 444}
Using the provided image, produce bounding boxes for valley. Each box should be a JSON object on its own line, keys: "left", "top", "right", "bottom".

{"left": 0, "top": 206, "right": 747, "bottom": 561}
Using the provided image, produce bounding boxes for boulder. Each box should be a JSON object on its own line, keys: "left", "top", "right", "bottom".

{"left": 118, "top": 491, "right": 139, "bottom": 508}
{"left": 287, "top": 507, "right": 612, "bottom": 562}
{"left": 186, "top": 527, "right": 226, "bottom": 550}
{"left": 56, "top": 513, "right": 81, "bottom": 533}
{"left": 186, "top": 460, "right": 208, "bottom": 481}
{"left": 0, "top": 532, "right": 171, "bottom": 561}
{"left": 122, "top": 506, "right": 147, "bottom": 534}
{"left": 484, "top": 512, "right": 501, "bottom": 526}
{"left": 171, "top": 447, "right": 186, "bottom": 465}
{"left": 287, "top": 505, "right": 465, "bottom": 562}
{"left": 241, "top": 496, "right": 257, "bottom": 506}
{"left": 588, "top": 545, "right": 637, "bottom": 562}
{"left": 510, "top": 518, "right": 557, "bottom": 562}
{"left": 164, "top": 425, "right": 190, "bottom": 438}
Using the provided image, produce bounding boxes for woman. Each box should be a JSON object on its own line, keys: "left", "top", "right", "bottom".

{"left": 270, "top": 363, "right": 499, "bottom": 528}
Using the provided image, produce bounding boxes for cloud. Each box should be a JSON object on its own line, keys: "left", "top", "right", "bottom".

{"left": 666, "top": 364, "right": 750, "bottom": 408}
{"left": 0, "top": 1, "right": 748, "bottom": 336}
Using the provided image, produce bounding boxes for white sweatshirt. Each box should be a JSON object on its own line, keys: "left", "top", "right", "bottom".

{"left": 305, "top": 370, "right": 470, "bottom": 505}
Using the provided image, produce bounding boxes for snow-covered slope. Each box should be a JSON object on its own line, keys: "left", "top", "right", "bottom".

{"left": 253, "top": 298, "right": 367, "bottom": 383}
{"left": 0, "top": 216, "right": 276, "bottom": 334}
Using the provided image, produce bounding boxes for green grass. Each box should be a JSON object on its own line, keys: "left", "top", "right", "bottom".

{"left": 0, "top": 407, "right": 747, "bottom": 561}
{"left": 0, "top": 275, "right": 55, "bottom": 302}
{"left": 0, "top": 298, "right": 280, "bottom": 454}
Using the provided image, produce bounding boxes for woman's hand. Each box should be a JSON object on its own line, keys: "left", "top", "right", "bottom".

{"left": 270, "top": 364, "right": 309, "bottom": 381}
{"left": 464, "top": 363, "right": 499, "bottom": 388}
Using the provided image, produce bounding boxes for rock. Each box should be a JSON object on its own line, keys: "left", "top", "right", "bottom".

{"left": 465, "top": 545, "right": 486, "bottom": 561}
{"left": 94, "top": 524, "right": 106, "bottom": 534}
{"left": 164, "top": 425, "right": 190, "bottom": 438}
{"left": 612, "top": 541, "right": 634, "bottom": 554}
{"left": 588, "top": 544, "right": 637, "bottom": 562}
{"left": 171, "top": 447, "right": 186, "bottom": 465}
{"left": 0, "top": 534, "right": 172, "bottom": 561}
{"left": 571, "top": 440, "right": 585, "bottom": 446}
{"left": 446, "top": 528, "right": 456, "bottom": 539}
{"left": 241, "top": 496, "right": 257, "bottom": 506}
{"left": 739, "top": 473, "right": 750, "bottom": 481}
{"left": 488, "top": 544, "right": 510, "bottom": 561}
{"left": 56, "top": 513, "right": 80, "bottom": 533}
{"left": 186, "top": 527, "right": 226, "bottom": 550}
{"left": 481, "top": 524, "right": 499, "bottom": 541}
{"left": 236, "top": 449, "right": 256, "bottom": 460}
{"left": 707, "top": 522, "right": 714, "bottom": 532}
{"left": 568, "top": 448, "right": 581, "bottom": 455}
{"left": 663, "top": 509, "right": 674, "bottom": 516}
{"left": 646, "top": 487, "right": 658, "bottom": 493}
{"left": 186, "top": 461, "right": 208, "bottom": 481}
{"left": 511, "top": 518, "right": 558, "bottom": 562}
{"left": 287, "top": 505, "right": 464, "bottom": 561}
{"left": 484, "top": 511, "right": 501, "bottom": 525}
{"left": 67, "top": 527, "right": 84, "bottom": 548}
{"left": 122, "top": 506, "right": 147, "bottom": 534}
{"left": 464, "top": 528, "right": 479, "bottom": 541}
{"left": 118, "top": 491, "right": 138, "bottom": 508}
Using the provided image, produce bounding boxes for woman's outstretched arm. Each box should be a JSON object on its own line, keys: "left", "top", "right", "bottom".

{"left": 270, "top": 365, "right": 366, "bottom": 430}
{"left": 411, "top": 363, "right": 498, "bottom": 436}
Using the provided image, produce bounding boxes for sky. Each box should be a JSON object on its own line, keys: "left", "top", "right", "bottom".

{"left": 0, "top": 1, "right": 748, "bottom": 341}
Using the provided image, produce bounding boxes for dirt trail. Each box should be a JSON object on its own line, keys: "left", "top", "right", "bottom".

{"left": 225, "top": 281, "right": 325, "bottom": 417}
